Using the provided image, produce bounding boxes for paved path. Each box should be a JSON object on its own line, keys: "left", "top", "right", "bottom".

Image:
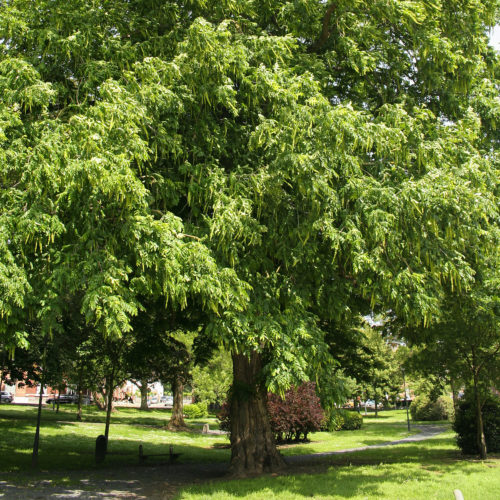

{"left": 285, "top": 424, "right": 447, "bottom": 464}
{"left": 0, "top": 425, "right": 448, "bottom": 500}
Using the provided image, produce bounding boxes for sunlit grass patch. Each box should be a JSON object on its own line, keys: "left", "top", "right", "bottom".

{"left": 176, "top": 456, "right": 500, "bottom": 500}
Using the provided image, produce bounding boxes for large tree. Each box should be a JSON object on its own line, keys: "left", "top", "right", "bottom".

{"left": 1, "top": 0, "right": 498, "bottom": 475}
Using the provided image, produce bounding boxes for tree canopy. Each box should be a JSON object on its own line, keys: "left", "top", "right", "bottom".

{"left": 1, "top": 0, "right": 499, "bottom": 474}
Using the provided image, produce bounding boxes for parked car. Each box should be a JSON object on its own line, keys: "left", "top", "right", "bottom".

{"left": 0, "top": 391, "right": 13, "bottom": 403}
{"left": 149, "top": 396, "right": 158, "bottom": 404}
{"left": 364, "top": 399, "right": 384, "bottom": 409}
{"left": 342, "top": 400, "right": 355, "bottom": 409}
{"left": 45, "top": 394, "right": 78, "bottom": 404}
{"left": 161, "top": 395, "right": 173, "bottom": 406}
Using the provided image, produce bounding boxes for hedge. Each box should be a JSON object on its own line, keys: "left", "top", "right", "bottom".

{"left": 323, "top": 408, "right": 363, "bottom": 431}
{"left": 184, "top": 401, "right": 208, "bottom": 418}
{"left": 410, "top": 395, "right": 454, "bottom": 421}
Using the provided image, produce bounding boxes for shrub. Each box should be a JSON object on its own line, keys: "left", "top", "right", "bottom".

{"left": 323, "top": 409, "right": 363, "bottom": 431}
{"left": 410, "top": 395, "right": 454, "bottom": 421}
{"left": 342, "top": 410, "right": 363, "bottom": 430}
{"left": 184, "top": 401, "right": 208, "bottom": 418}
{"left": 267, "top": 382, "right": 325, "bottom": 442}
{"left": 453, "top": 393, "right": 500, "bottom": 455}
{"left": 217, "top": 382, "right": 325, "bottom": 442}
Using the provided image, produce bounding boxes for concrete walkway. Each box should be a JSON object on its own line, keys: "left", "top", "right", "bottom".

{"left": 0, "top": 425, "right": 449, "bottom": 499}
{"left": 285, "top": 424, "right": 448, "bottom": 464}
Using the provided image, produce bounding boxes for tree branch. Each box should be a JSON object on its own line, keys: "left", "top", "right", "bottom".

{"left": 309, "top": 2, "right": 337, "bottom": 53}
{"left": 176, "top": 233, "right": 201, "bottom": 241}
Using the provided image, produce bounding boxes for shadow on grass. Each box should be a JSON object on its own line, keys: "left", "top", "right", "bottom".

{"left": 0, "top": 414, "right": 230, "bottom": 474}
{"left": 279, "top": 424, "right": 425, "bottom": 457}
{"left": 1, "top": 404, "right": 173, "bottom": 425}
{"left": 183, "top": 456, "right": 499, "bottom": 500}
{"left": 0, "top": 405, "right": 219, "bottom": 432}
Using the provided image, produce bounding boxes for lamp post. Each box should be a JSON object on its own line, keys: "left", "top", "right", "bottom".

{"left": 401, "top": 368, "right": 410, "bottom": 431}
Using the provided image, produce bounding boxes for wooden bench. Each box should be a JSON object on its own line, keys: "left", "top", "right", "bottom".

{"left": 138, "top": 444, "right": 182, "bottom": 463}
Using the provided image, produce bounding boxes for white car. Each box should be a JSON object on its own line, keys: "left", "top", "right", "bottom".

{"left": 0, "top": 391, "right": 13, "bottom": 403}
{"left": 161, "top": 395, "right": 174, "bottom": 406}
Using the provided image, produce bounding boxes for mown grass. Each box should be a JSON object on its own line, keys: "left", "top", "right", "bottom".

{"left": 0, "top": 406, "right": 425, "bottom": 474}
{"left": 0, "top": 404, "right": 228, "bottom": 473}
{"left": 3, "top": 404, "right": 497, "bottom": 499}
{"left": 280, "top": 411, "right": 423, "bottom": 457}
{"left": 176, "top": 432, "right": 500, "bottom": 500}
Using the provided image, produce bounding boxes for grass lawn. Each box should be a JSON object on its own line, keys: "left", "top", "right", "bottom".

{"left": 2, "top": 404, "right": 499, "bottom": 499}
{"left": 279, "top": 411, "right": 423, "bottom": 457}
{"left": 5, "top": 404, "right": 497, "bottom": 500}
{"left": 176, "top": 432, "right": 500, "bottom": 500}
{"left": 0, "top": 406, "right": 424, "bottom": 475}
{"left": 0, "top": 404, "right": 228, "bottom": 474}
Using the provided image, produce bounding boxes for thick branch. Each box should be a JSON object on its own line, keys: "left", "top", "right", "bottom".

{"left": 309, "top": 2, "right": 337, "bottom": 52}
{"left": 476, "top": 342, "right": 500, "bottom": 373}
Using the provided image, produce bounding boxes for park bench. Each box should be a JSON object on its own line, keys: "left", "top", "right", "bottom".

{"left": 138, "top": 443, "right": 182, "bottom": 463}
{"left": 95, "top": 435, "right": 182, "bottom": 464}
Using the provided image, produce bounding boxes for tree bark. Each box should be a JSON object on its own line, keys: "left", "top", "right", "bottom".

{"left": 140, "top": 379, "right": 149, "bottom": 411}
{"left": 450, "top": 377, "right": 459, "bottom": 414}
{"left": 32, "top": 379, "right": 45, "bottom": 467}
{"left": 229, "top": 352, "right": 285, "bottom": 476}
{"left": 104, "top": 373, "right": 114, "bottom": 450}
{"left": 76, "top": 365, "right": 83, "bottom": 422}
{"left": 56, "top": 388, "right": 61, "bottom": 413}
{"left": 0, "top": 349, "right": 4, "bottom": 404}
{"left": 168, "top": 375, "right": 186, "bottom": 430}
{"left": 473, "top": 370, "right": 487, "bottom": 459}
{"left": 92, "top": 391, "right": 106, "bottom": 410}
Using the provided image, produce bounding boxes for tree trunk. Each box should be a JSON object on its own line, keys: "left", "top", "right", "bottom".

{"left": 168, "top": 376, "right": 186, "bottom": 430}
{"left": 473, "top": 371, "right": 487, "bottom": 459}
{"left": 229, "top": 352, "right": 285, "bottom": 476}
{"left": 0, "top": 349, "right": 4, "bottom": 405}
{"left": 76, "top": 366, "right": 83, "bottom": 422}
{"left": 56, "top": 389, "right": 61, "bottom": 413}
{"left": 93, "top": 391, "right": 106, "bottom": 410}
{"left": 32, "top": 380, "right": 45, "bottom": 467}
{"left": 450, "top": 377, "right": 459, "bottom": 414}
{"left": 140, "top": 379, "right": 149, "bottom": 411}
{"left": 104, "top": 373, "right": 114, "bottom": 450}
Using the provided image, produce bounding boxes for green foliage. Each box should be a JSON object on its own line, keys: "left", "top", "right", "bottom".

{"left": 410, "top": 395, "right": 454, "bottom": 422}
{"left": 184, "top": 402, "right": 208, "bottom": 419}
{"left": 323, "top": 408, "right": 363, "bottom": 432}
{"left": 1, "top": 1, "right": 499, "bottom": 471}
{"left": 453, "top": 394, "right": 500, "bottom": 455}
{"left": 192, "top": 349, "right": 232, "bottom": 406}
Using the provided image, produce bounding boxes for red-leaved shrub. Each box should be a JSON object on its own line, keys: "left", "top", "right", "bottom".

{"left": 218, "top": 382, "right": 324, "bottom": 443}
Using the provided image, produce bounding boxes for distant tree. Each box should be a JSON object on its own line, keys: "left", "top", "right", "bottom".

{"left": 192, "top": 349, "right": 232, "bottom": 408}
{"left": 404, "top": 255, "right": 500, "bottom": 459}
{"left": 126, "top": 302, "right": 184, "bottom": 411}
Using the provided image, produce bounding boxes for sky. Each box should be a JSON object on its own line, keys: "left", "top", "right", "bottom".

{"left": 490, "top": 26, "right": 500, "bottom": 51}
